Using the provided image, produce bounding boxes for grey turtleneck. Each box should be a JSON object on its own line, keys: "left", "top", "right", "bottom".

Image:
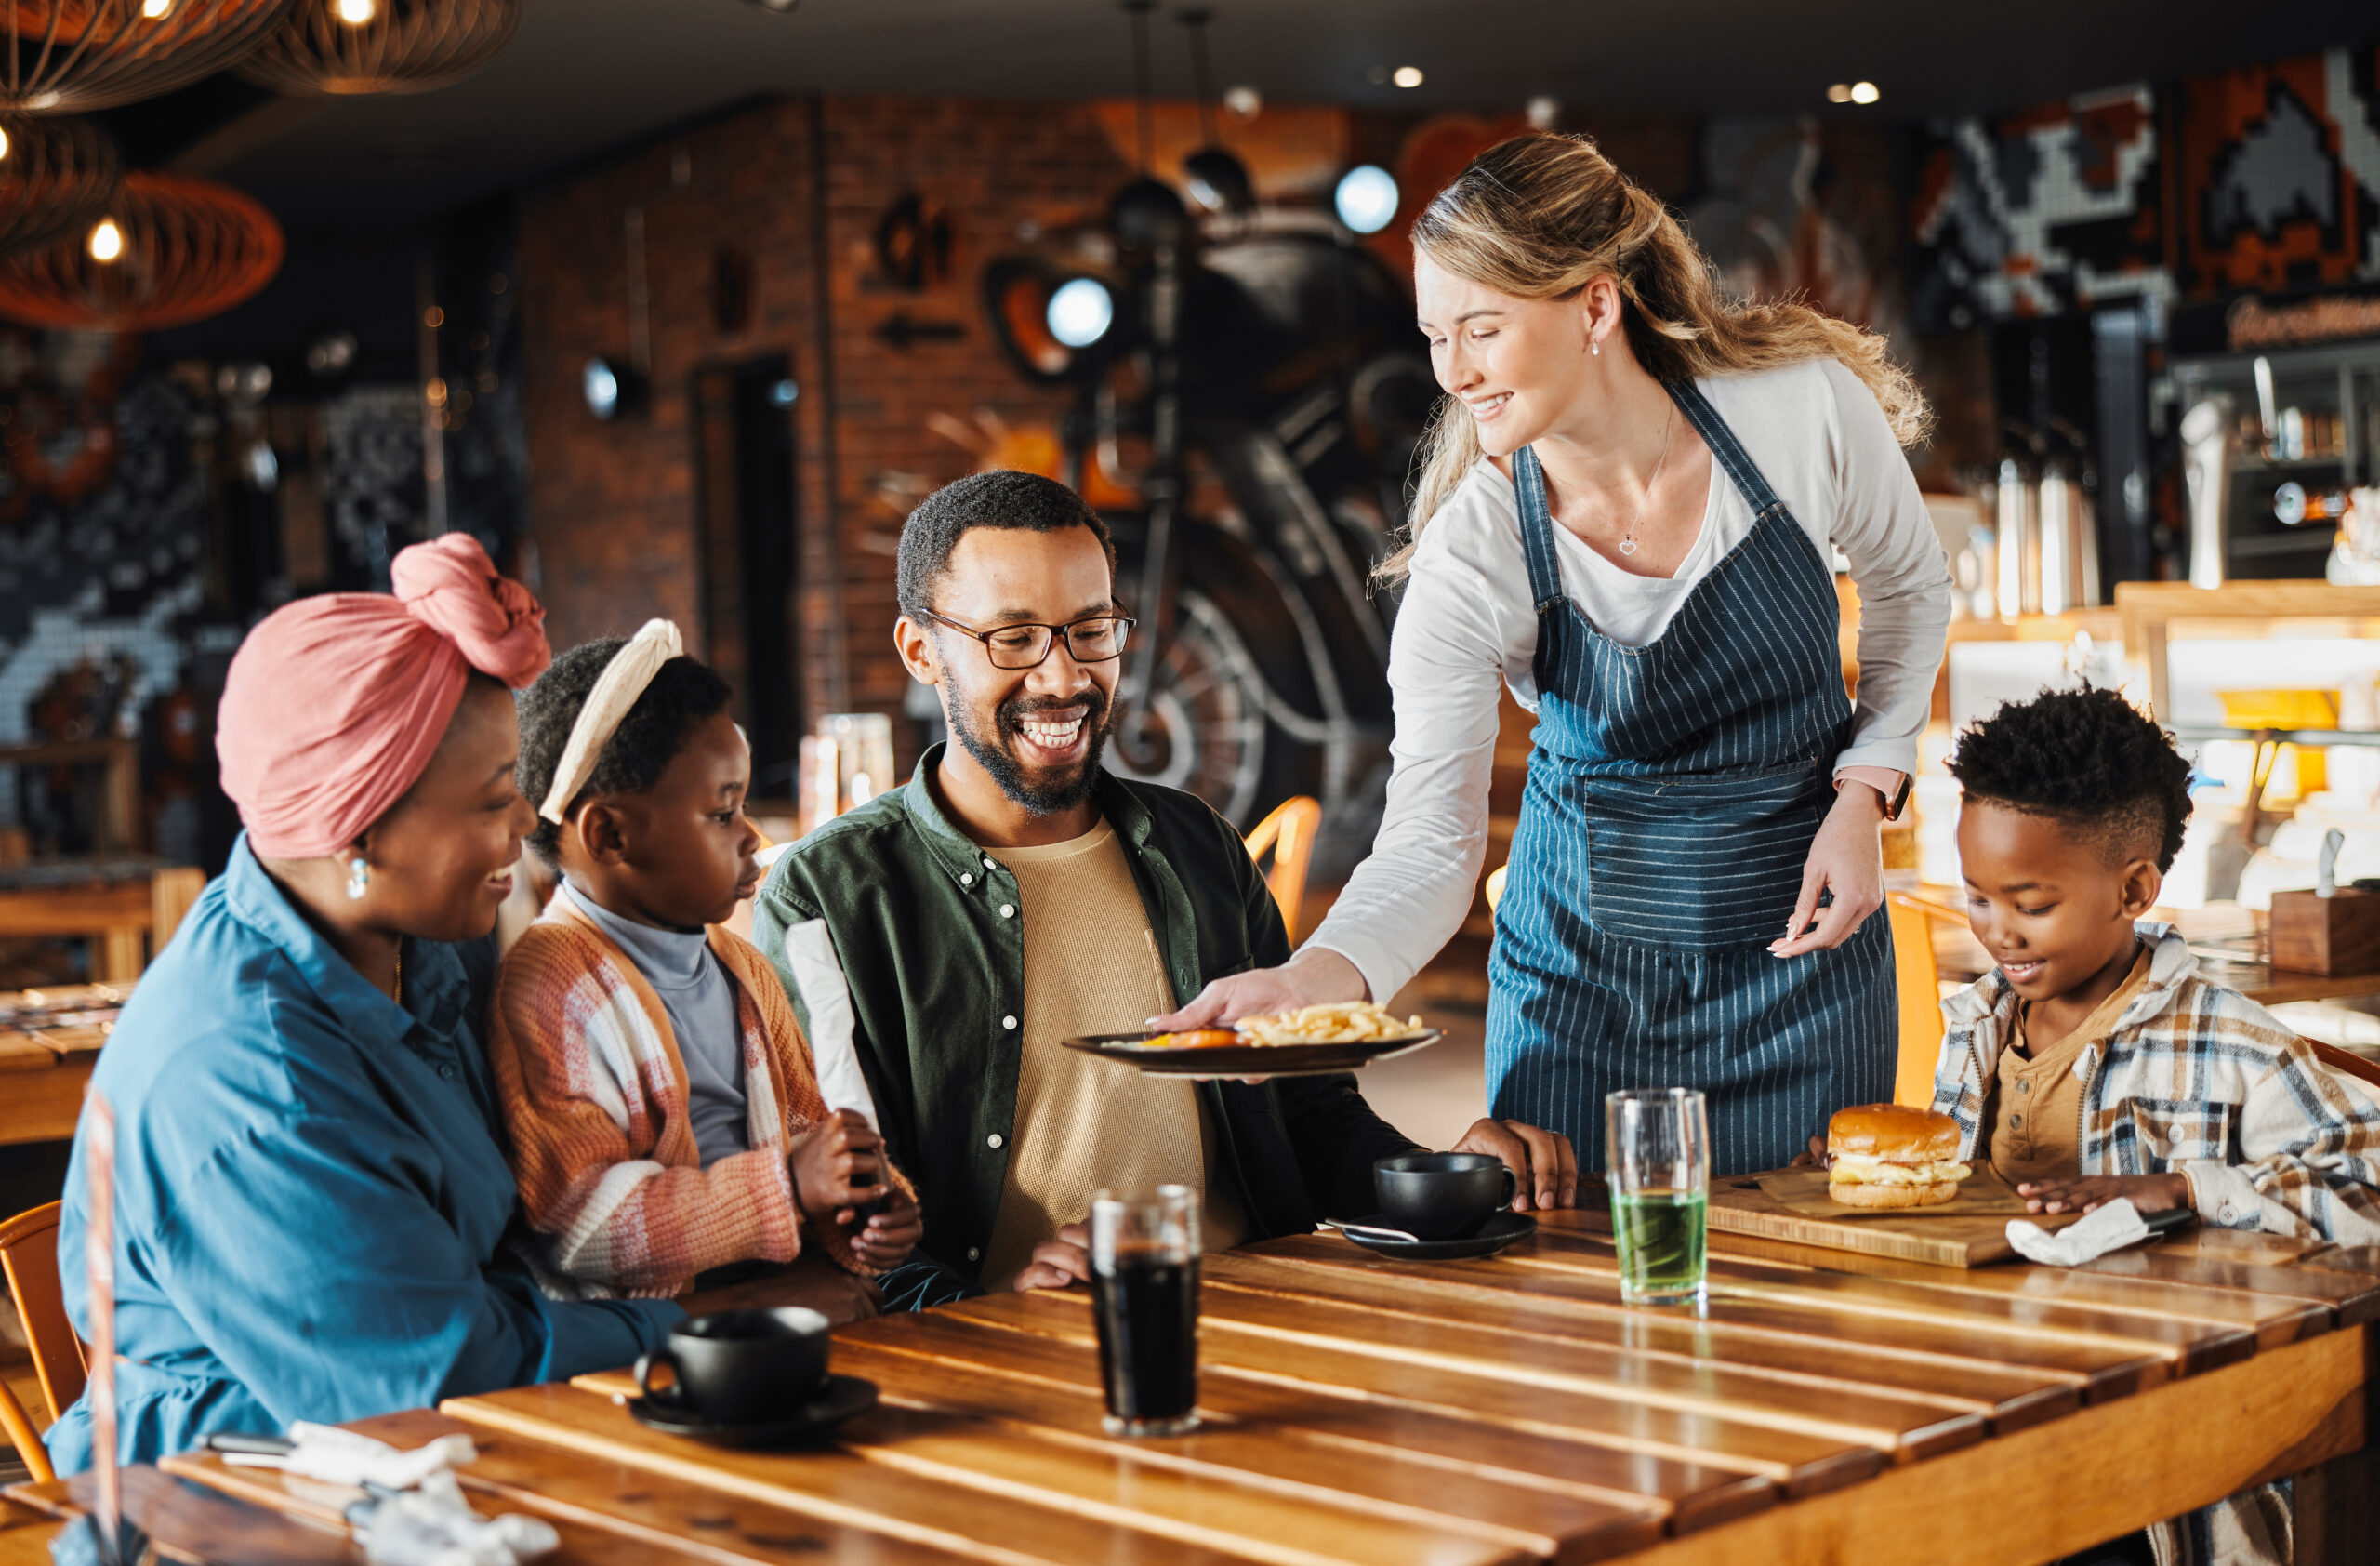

{"left": 563, "top": 883, "right": 750, "bottom": 1167}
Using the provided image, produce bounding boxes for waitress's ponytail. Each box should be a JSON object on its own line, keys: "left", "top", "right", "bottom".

{"left": 1380, "top": 133, "right": 1929, "bottom": 584}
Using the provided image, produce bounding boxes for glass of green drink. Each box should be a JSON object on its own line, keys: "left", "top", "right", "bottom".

{"left": 1606, "top": 1088, "right": 1710, "bottom": 1307}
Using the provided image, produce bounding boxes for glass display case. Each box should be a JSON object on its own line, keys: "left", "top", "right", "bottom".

{"left": 2170, "top": 336, "right": 2380, "bottom": 582}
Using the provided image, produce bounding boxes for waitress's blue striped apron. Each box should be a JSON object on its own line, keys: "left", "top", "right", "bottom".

{"left": 1485, "top": 380, "right": 1895, "bottom": 1176}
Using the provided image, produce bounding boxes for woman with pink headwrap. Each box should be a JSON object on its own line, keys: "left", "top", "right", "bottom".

{"left": 46, "top": 536, "right": 689, "bottom": 1475}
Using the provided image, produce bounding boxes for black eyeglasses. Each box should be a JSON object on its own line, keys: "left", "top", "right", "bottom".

{"left": 917, "top": 609, "right": 1136, "bottom": 670}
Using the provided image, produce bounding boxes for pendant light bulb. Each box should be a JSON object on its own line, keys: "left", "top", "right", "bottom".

{"left": 334, "top": 0, "right": 377, "bottom": 23}
{"left": 88, "top": 218, "right": 125, "bottom": 263}
{"left": 140, "top": 0, "right": 173, "bottom": 16}
{"left": 0, "top": 127, "right": 10, "bottom": 163}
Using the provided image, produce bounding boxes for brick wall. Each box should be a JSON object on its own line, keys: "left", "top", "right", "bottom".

{"left": 517, "top": 96, "right": 1135, "bottom": 760}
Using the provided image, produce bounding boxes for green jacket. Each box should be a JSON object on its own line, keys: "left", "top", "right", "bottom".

{"left": 754, "top": 746, "right": 1420, "bottom": 1309}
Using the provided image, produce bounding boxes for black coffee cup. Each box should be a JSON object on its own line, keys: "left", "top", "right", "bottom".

{"left": 1374, "top": 1152, "right": 1517, "bottom": 1240}
{"left": 633, "top": 1307, "right": 830, "bottom": 1426}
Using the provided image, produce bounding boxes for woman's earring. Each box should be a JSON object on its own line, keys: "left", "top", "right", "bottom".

{"left": 1591, "top": 338, "right": 1601, "bottom": 357}
{"left": 347, "top": 856, "right": 370, "bottom": 900}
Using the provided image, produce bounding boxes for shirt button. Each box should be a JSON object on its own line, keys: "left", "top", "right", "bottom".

{"left": 2016, "top": 1081, "right": 2030, "bottom": 1095}
{"left": 1001, "top": 1015, "right": 1017, "bottom": 1029}
{"left": 437, "top": 1064, "right": 458, "bottom": 1081}
{"left": 983, "top": 856, "right": 996, "bottom": 870}
{"left": 967, "top": 1247, "right": 982, "bottom": 1261}
{"left": 2010, "top": 1114, "right": 2022, "bottom": 1127}
{"left": 987, "top": 1133, "right": 1004, "bottom": 1149}
{"left": 960, "top": 873, "right": 973, "bottom": 887}
{"left": 999, "top": 904, "right": 1015, "bottom": 919}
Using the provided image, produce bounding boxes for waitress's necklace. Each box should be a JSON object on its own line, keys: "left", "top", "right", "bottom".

{"left": 1558, "top": 401, "right": 1676, "bottom": 557}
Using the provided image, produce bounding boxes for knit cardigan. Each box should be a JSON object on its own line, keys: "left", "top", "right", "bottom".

{"left": 489, "top": 896, "right": 909, "bottom": 1298}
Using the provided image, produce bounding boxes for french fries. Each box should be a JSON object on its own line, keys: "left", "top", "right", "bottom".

{"left": 1231, "top": 1001, "right": 1426, "bottom": 1046}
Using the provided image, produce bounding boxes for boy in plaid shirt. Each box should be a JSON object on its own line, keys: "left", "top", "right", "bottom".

{"left": 1933, "top": 687, "right": 2380, "bottom": 1566}
{"left": 1936, "top": 687, "right": 2380, "bottom": 1242}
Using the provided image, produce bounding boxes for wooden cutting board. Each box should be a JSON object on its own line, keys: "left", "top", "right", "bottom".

{"left": 1708, "top": 1168, "right": 2083, "bottom": 1267}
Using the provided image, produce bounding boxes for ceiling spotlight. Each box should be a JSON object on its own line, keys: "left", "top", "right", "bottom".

{"left": 1826, "top": 83, "right": 1853, "bottom": 103}
{"left": 87, "top": 218, "right": 124, "bottom": 263}
{"left": 1334, "top": 165, "right": 1400, "bottom": 235}
{"left": 0, "top": 126, "right": 9, "bottom": 163}
{"left": 1526, "top": 96, "right": 1560, "bottom": 130}
{"left": 1850, "top": 80, "right": 1880, "bottom": 104}
{"left": 1223, "top": 85, "right": 1261, "bottom": 120}
{"left": 1392, "top": 66, "right": 1424, "bottom": 89}
{"left": 582, "top": 355, "right": 644, "bottom": 421}
{"left": 140, "top": 0, "right": 173, "bottom": 15}
{"left": 739, "top": 0, "right": 800, "bottom": 10}
{"left": 334, "top": 0, "right": 376, "bottom": 22}
{"left": 1046, "top": 277, "right": 1115, "bottom": 349}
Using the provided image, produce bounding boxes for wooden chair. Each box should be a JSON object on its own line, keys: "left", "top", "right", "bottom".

{"left": 0, "top": 866, "right": 206, "bottom": 982}
{"left": 1243, "top": 797, "right": 1322, "bottom": 943}
{"left": 1886, "top": 892, "right": 1969, "bottom": 1108}
{"left": 0, "top": 1202, "right": 81, "bottom": 1485}
{"left": 2305, "top": 1037, "right": 2380, "bottom": 1094}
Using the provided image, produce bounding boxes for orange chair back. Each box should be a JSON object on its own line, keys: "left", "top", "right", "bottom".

{"left": 0, "top": 1376, "right": 48, "bottom": 1482}
{"left": 1886, "top": 893, "right": 1954, "bottom": 1108}
{"left": 0, "top": 1202, "right": 84, "bottom": 1426}
{"left": 1243, "top": 797, "right": 1322, "bottom": 943}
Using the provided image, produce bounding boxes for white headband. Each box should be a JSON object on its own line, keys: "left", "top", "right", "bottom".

{"left": 538, "top": 618, "right": 684, "bottom": 824}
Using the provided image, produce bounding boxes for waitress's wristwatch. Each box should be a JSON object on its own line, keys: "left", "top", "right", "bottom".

{"left": 1838, "top": 766, "right": 1911, "bottom": 822}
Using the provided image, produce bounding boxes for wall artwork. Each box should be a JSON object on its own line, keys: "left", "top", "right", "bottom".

{"left": 1911, "top": 85, "right": 2169, "bottom": 329}
{"left": 2175, "top": 46, "right": 2380, "bottom": 297}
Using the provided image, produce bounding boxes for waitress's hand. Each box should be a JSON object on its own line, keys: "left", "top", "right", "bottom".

{"left": 1768, "top": 782, "right": 1886, "bottom": 959}
{"left": 1149, "top": 947, "right": 1369, "bottom": 1030}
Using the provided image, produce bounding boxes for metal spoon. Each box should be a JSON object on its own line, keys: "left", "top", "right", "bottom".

{"left": 1322, "top": 1218, "right": 1424, "bottom": 1244}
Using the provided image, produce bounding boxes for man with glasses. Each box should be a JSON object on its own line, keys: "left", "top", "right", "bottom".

{"left": 756, "top": 471, "right": 1573, "bottom": 1307}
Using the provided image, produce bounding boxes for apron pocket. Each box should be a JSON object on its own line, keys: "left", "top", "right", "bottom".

{"left": 1580, "top": 763, "right": 1824, "bottom": 950}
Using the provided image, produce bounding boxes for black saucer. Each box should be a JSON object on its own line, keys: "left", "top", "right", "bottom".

{"left": 627, "top": 1373, "right": 879, "bottom": 1448}
{"left": 1329, "top": 1209, "right": 1537, "bottom": 1260}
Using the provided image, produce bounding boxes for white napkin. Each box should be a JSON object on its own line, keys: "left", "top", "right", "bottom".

{"left": 221, "top": 1423, "right": 478, "bottom": 1489}
{"left": 2005, "top": 1198, "right": 2150, "bottom": 1267}
{"left": 350, "top": 1470, "right": 561, "bottom": 1566}
{"left": 220, "top": 1424, "right": 558, "bottom": 1566}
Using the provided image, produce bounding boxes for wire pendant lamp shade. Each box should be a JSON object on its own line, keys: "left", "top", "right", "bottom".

{"left": 236, "top": 0, "right": 518, "bottom": 96}
{"left": 0, "top": 113, "right": 120, "bottom": 256}
{"left": 0, "top": 170, "right": 283, "bottom": 328}
{"left": 1, "top": 0, "right": 298, "bottom": 113}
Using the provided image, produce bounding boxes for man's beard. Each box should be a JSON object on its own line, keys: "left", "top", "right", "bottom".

{"left": 946, "top": 683, "right": 1111, "bottom": 816}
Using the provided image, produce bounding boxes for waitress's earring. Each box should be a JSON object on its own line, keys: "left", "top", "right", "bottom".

{"left": 1591, "top": 338, "right": 1601, "bottom": 357}
{"left": 347, "top": 856, "right": 370, "bottom": 900}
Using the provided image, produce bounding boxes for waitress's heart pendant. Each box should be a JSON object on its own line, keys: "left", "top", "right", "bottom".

{"left": 1619, "top": 537, "right": 1639, "bottom": 555}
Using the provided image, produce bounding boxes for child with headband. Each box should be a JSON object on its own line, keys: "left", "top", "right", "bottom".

{"left": 491, "top": 622, "right": 919, "bottom": 1310}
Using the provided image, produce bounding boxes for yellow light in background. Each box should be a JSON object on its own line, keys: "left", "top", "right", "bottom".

{"left": 0, "top": 126, "right": 10, "bottom": 163}
{"left": 1826, "top": 84, "right": 1854, "bottom": 104}
{"left": 1391, "top": 66, "right": 1423, "bottom": 89}
{"left": 1850, "top": 80, "right": 1880, "bottom": 104}
{"left": 335, "top": 0, "right": 377, "bottom": 22}
{"left": 88, "top": 219, "right": 124, "bottom": 263}
{"left": 140, "top": 0, "right": 173, "bottom": 17}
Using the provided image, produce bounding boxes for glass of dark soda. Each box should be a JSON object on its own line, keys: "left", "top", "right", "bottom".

{"left": 1089, "top": 1184, "right": 1199, "bottom": 1437}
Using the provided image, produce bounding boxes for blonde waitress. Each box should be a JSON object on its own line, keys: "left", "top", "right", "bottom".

{"left": 1160, "top": 134, "right": 1950, "bottom": 1179}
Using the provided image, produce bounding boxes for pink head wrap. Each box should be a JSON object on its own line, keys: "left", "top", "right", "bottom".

{"left": 218, "top": 534, "right": 550, "bottom": 860}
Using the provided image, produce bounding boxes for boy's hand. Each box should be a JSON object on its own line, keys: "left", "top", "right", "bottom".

{"left": 1009, "top": 1222, "right": 1092, "bottom": 1292}
{"left": 2016, "top": 1172, "right": 2189, "bottom": 1215}
{"left": 1789, "top": 1135, "right": 1832, "bottom": 1170}
{"left": 845, "top": 1184, "right": 921, "bottom": 1271}
{"left": 787, "top": 1108, "right": 886, "bottom": 1226}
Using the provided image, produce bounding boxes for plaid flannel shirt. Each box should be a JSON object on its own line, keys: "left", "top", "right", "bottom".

{"left": 1931, "top": 922, "right": 2380, "bottom": 1243}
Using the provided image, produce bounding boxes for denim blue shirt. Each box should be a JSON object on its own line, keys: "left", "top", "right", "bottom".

{"left": 46, "top": 836, "right": 681, "bottom": 1474}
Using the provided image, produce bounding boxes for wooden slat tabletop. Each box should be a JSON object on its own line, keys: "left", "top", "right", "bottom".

{"left": 23, "top": 1211, "right": 2379, "bottom": 1566}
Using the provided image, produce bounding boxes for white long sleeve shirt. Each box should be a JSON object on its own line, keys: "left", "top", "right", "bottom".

{"left": 1310, "top": 359, "right": 1952, "bottom": 1002}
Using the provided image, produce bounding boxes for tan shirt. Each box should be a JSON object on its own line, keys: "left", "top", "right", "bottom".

{"left": 1988, "top": 943, "right": 2155, "bottom": 1185}
{"left": 980, "top": 819, "right": 1250, "bottom": 1284}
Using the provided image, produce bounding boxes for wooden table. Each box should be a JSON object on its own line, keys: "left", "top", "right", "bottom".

{"left": 12, "top": 1212, "right": 2373, "bottom": 1566}
{"left": 0, "top": 985, "right": 123, "bottom": 1148}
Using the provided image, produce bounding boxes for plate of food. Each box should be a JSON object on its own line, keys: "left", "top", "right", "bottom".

{"left": 1063, "top": 1002, "right": 1443, "bottom": 1076}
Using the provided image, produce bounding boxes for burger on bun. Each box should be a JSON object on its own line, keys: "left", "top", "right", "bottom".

{"left": 1826, "top": 1104, "right": 1971, "bottom": 1209}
